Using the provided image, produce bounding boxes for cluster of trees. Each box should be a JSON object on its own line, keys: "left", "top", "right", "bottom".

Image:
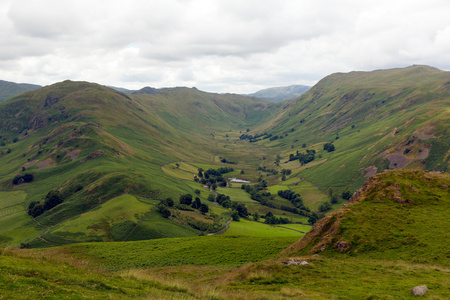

{"left": 239, "top": 132, "right": 270, "bottom": 143}
{"left": 209, "top": 193, "right": 248, "bottom": 221}
{"left": 308, "top": 212, "right": 319, "bottom": 224}
{"left": 12, "top": 173, "right": 34, "bottom": 185}
{"left": 264, "top": 211, "right": 289, "bottom": 224}
{"left": 257, "top": 166, "right": 278, "bottom": 175}
{"left": 220, "top": 158, "right": 237, "bottom": 164}
{"left": 318, "top": 202, "right": 332, "bottom": 212}
{"left": 158, "top": 197, "right": 174, "bottom": 218}
{"left": 281, "top": 169, "right": 292, "bottom": 176}
{"left": 241, "top": 185, "right": 310, "bottom": 217}
{"left": 195, "top": 167, "right": 234, "bottom": 187}
{"left": 289, "top": 149, "right": 316, "bottom": 165}
{"left": 179, "top": 194, "right": 209, "bottom": 214}
{"left": 323, "top": 142, "right": 335, "bottom": 152}
{"left": 28, "top": 190, "right": 63, "bottom": 218}
{"left": 159, "top": 194, "right": 210, "bottom": 218}
{"left": 277, "top": 190, "right": 306, "bottom": 209}
{"left": 315, "top": 190, "right": 353, "bottom": 215}
{"left": 239, "top": 132, "right": 290, "bottom": 143}
{"left": 281, "top": 169, "right": 292, "bottom": 181}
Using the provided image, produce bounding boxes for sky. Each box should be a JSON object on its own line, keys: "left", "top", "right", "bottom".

{"left": 1, "top": 0, "right": 450, "bottom": 94}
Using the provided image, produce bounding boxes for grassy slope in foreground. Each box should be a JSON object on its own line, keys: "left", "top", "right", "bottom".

{"left": 282, "top": 169, "right": 450, "bottom": 266}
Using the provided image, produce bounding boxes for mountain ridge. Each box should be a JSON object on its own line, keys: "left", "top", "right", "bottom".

{"left": 0, "top": 65, "right": 448, "bottom": 249}
{"left": 0, "top": 80, "right": 41, "bottom": 102}
{"left": 246, "top": 84, "right": 310, "bottom": 102}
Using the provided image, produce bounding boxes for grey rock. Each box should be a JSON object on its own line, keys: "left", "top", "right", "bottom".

{"left": 282, "top": 259, "right": 309, "bottom": 266}
{"left": 411, "top": 285, "right": 428, "bottom": 296}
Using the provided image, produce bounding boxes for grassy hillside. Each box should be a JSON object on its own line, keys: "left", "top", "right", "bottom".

{"left": 0, "top": 81, "right": 283, "bottom": 247}
{"left": 249, "top": 65, "right": 450, "bottom": 195}
{"left": 0, "top": 66, "right": 449, "bottom": 249}
{"left": 0, "top": 80, "right": 40, "bottom": 102}
{"left": 3, "top": 170, "right": 450, "bottom": 299}
{"left": 282, "top": 170, "right": 450, "bottom": 266}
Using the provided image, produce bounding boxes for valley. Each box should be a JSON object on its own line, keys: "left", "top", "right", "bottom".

{"left": 0, "top": 65, "right": 448, "bottom": 299}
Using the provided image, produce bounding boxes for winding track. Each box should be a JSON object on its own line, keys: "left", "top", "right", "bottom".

{"left": 208, "top": 217, "right": 233, "bottom": 235}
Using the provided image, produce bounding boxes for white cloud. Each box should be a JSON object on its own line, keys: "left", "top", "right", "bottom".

{"left": 1, "top": 0, "right": 450, "bottom": 93}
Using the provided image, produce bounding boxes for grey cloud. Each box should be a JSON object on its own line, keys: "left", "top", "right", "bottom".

{"left": 1, "top": 0, "right": 450, "bottom": 93}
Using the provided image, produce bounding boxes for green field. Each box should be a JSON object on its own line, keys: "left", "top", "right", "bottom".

{"left": 63, "top": 235, "right": 299, "bottom": 270}
{"left": 0, "top": 191, "right": 27, "bottom": 210}
{"left": 0, "top": 191, "right": 27, "bottom": 219}
{"left": 289, "top": 180, "right": 330, "bottom": 211}
{"left": 0, "top": 191, "right": 33, "bottom": 245}
{"left": 224, "top": 219, "right": 306, "bottom": 237}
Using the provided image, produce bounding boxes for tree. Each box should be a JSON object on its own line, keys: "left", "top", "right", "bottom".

{"left": 331, "top": 195, "right": 339, "bottom": 204}
{"left": 30, "top": 204, "right": 45, "bottom": 218}
{"left": 342, "top": 191, "right": 352, "bottom": 200}
{"left": 207, "top": 193, "right": 215, "bottom": 202}
{"left": 199, "top": 203, "right": 209, "bottom": 214}
{"left": 194, "top": 189, "right": 201, "bottom": 196}
{"left": 232, "top": 202, "right": 248, "bottom": 218}
{"left": 253, "top": 211, "right": 260, "bottom": 222}
{"left": 192, "top": 197, "right": 202, "bottom": 209}
{"left": 231, "top": 211, "right": 240, "bottom": 221}
{"left": 318, "top": 202, "right": 332, "bottom": 212}
{"left": 12, "top": 173, "right": 34, "bottom": 185}
{"left": 308, "top": 212, "right": 319, "bottom": 224}
{"left": 165, "top": 197, "right": 174, "bottom": 207}
{"left": 179, "top": 194, "right": 193, "bottom": 205}
{"left": 43, "top": 190, "right": 63, "bottom": 211}
{"left": 323, "top": 142, "right": 335, "bottom": 152}
{"left": 158, "top": 204, "right": 171, "bottom": 218}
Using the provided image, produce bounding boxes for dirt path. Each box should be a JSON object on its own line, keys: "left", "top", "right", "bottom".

{"left": 208, "top": 217, "right": 233, "bottom": 235}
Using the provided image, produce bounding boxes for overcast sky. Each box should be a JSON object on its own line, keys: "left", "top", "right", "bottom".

{"left": 1, "top": 0, "right": 450, "bottom": 93}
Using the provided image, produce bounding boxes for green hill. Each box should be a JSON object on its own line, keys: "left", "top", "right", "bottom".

{"left": 0, "top": 66, "right": 449, "bottom": 248}
{"left": 0, "top": 66, "right": 449, "bottom": 298}
{"left": 0, "top": 80, "right": 280, "bottom": 247}
{"left": 282, "top": 169, "right": 450, "bottom": 266}
{"left": 248, "top": 65, "right": 450, "bottom": 194}
{"left": 0, "top": 80, "right": 41, "bottom": 102}
{"left": 247, "top": 84, "right": 310, "bottom": 102}
{"left": 2, "top": 170, "right": 449, "bottom": 299}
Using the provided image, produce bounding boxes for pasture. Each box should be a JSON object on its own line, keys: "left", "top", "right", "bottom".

{"left": 224, "top": 219, "right": 306, "bottom": 237}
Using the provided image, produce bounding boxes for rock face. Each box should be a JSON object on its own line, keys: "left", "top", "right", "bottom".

{"left": 411, "top": 285, "right": 428, "bottom": 296}
{"left": 335, "top": 240, "right": 352, "bottom": 252}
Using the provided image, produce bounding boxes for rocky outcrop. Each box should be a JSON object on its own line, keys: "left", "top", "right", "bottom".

{"left": 411, "top": 285, "right": 428, "bottom": 296}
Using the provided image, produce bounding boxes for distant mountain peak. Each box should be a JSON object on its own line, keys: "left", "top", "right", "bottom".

{"left": 0, "top": 80, "right": 41, "bottom": 102}
{"left": 246, "top": 84, "right": 310, "bottom": 102}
